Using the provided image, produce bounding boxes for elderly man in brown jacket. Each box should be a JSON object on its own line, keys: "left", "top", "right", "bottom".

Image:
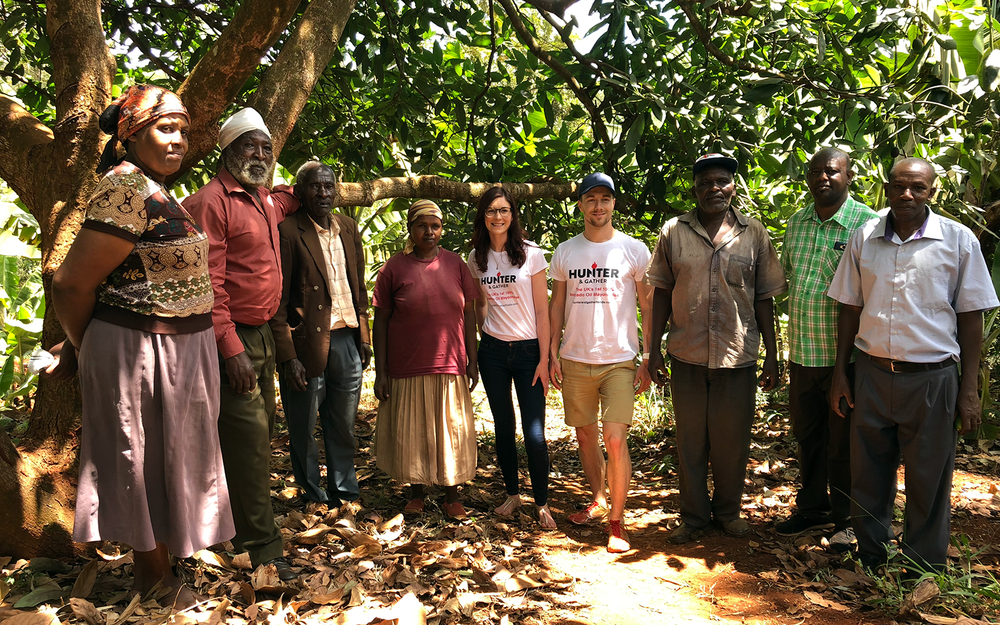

{"left": 270, "top": 161, "right": 371, "bottom": 505}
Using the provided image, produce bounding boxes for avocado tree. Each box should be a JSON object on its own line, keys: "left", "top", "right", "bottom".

{"left": 0, "top": 0, "right": 997, "bottom": 556}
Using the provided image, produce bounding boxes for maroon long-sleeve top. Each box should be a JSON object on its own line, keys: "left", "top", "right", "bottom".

{"left": 183, "top": 168, "right": 299, "bottom": 358}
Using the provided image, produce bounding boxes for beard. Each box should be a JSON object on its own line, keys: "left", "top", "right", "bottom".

{"left": 585, "top": 213, "right": 612, "bottom": 229}
{"left": 222, "top": 149, "right": 273, "bottom": 188}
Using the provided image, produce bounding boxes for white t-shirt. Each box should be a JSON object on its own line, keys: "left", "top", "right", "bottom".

{"left": 468, "top": 243, "right": 548, "bottom": 342}
{"left": 549, "top": 231, "right": 651, "bottom": 365}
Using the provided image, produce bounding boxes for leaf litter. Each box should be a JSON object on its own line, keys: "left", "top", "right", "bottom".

{"left": 1, "top": 389, "right": 999, "bottom": 625}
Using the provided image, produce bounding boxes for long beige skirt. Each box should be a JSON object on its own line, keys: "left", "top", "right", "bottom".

{"left": 375, "top": 374, "right": 477, "bottom": 486}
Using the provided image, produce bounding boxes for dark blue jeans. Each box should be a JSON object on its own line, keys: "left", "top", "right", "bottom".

{"left": 278, "top": 329, "right": 362, "bottom": 503}
{"left": 478, "top": 332, "right": 549, "bottom": 505}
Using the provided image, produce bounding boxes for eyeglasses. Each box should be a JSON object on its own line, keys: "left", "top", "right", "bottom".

{"left": 485, "top": 208, "right": 511, "bottom": 217}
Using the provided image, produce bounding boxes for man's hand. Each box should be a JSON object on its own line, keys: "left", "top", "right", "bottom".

{"left": 829, "top": 369, "right": 853, "bottom": 418}
{"left": 648, "top": 350, "right": 669, "bottom": 387}
{"left": 225, "top": 351, "right": 256, "bottom": 394}
{"left": 374, "top": 373, "right": 391, "bottom": 401}
{"left": 532, "top": 361, "right": 549, "bottom": 396}
{"left": 549, "top": 358, "right": 563, "bottom": 391}
{"left": 758, "top": 355, "right": 780, "bottom": 392}
{"left": 957, "top": 384, "right": 981, "bottom": 435}
{"left": 633, "top": 359, "right": 652, "bottom": 395}
{"left": 467, "top": 360, "right": 479, "bottom": 392}
{"left": 361, "top": 344, "right": 373, "bottom": 370}
{"left": 282, "top": 358, "right": 308, "bottom": 392}
{"left": 44, "top": 340, "right": 78, "bottom": 381}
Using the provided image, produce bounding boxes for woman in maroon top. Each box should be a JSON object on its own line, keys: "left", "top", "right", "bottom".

{"left": 373, "top": 200, "right": 480, "bottom": 518}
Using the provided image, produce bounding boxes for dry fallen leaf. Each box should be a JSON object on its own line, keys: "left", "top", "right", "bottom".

{"left": 917, "top": 613, "right": 958, "bottom": 625}
{"left": 69, "top": 598, "right": 101, "bottom": 625}
{"left": 295, "top": 524, "right": 333, "bottom": 545}
{"left": 802, "top": 590, "right": 849, "bottom": 612}
{"left": 0, "top": 613, "right": 60, "bottom": 625}
{"left": 69, "top": 560, "right": 100, "bottom": 600}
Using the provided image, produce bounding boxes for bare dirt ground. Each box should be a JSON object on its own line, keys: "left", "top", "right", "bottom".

{"left": 2, "top": 378, "right": 999, "bottom": 625}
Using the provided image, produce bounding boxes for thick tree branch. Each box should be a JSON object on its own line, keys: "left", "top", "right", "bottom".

{"left": 176, "top": 0, "right": 301, "bottom": 170}
{"left": 44, "top": 0, "right": 116, "bottom": 267}
{"left": 496, "top": 0, "right": 611, "bottom": 144}
{"left": 248, "top": 0, "right": 358, "bottom": 157}
{"left": 335, "top": 176, "right": 576, "bottom": 207}
{"left": 0, "top": 94, "right": 54, "bottom": 208}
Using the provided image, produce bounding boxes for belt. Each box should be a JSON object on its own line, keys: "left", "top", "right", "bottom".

{"left": 862, "top": 352, "right": 955, "bottom": 374}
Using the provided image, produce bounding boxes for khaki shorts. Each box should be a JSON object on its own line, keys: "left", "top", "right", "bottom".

{"left": 560, "top": 358, "right": 636, "bottom": 427}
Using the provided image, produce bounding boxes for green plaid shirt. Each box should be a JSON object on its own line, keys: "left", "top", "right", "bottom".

{"left": 782, "top": 197, "right": 878, "bottom": 367}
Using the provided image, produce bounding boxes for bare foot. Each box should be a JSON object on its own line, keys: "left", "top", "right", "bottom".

{"left": 536, "top": 504, "right": 557, "bottom": 530}
{"left": 494, "top": 494, "right": 521, "bottom": 517}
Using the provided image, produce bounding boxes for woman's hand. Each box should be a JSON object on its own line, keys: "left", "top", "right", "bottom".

{"left": 374, "top": 373, "right": 391, "bottom": 401}
{"left": 467, "top": 360, "right": 479, "bottom": 392}
{"left": 532, "top": 361, "right": 549, "bottom": 396}
{"left": 44, "top": 340, "right": 79, "bottom": 381}
{"left": 548, "top": 358, "right": 563, "bottom": 391}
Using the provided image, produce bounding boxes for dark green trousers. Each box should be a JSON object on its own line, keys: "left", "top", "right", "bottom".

{"left": 218, "top": 323, "right": 283, "bottom": 567}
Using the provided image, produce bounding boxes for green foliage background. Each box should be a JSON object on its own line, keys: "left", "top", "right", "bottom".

{"left": 1, "top": 0, "right": 1000, "bottom": 417}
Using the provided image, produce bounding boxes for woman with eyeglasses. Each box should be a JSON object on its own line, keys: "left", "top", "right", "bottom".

{"left": 468, "top": 187, "right": 555, "bottom": 529}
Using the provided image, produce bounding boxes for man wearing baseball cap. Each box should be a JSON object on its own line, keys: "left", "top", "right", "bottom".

{"left": 646, "top": 154, "right": 786, "bottom": 544}
{"left": 184, "top": 108, "right": 300, "bottom": 580}
{"left": 549, "top": 172, "right": 653, "bottom": 553}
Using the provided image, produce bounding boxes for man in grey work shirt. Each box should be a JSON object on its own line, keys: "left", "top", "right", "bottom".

{"left": 647, "top": 153, "right": 787, "bottom": 544}
{"left": 828, "top": 157, "right": 998, "bottom": 571}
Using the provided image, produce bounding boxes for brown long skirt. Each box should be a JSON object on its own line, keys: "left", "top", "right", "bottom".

{"left": 375, "top": 374, "right": 477, "bottom": 486}
{"left": 74, "top": 319, "right": 235, "bottom": 557}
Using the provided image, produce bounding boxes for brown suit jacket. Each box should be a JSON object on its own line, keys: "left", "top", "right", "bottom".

{"left": 270, "top": 211, "right": 370, "bottom": 378}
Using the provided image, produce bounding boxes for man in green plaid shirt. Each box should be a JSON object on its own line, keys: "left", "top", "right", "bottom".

{"left": 776, "top": 148, "right": 877, "bottom": 544}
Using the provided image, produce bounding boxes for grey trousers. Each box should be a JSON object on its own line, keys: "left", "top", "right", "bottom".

{"left": 788, "top": 363, "right": 853, "bottom": 525}
{"left": 852, "top": 355, "right": 958, "bottom": 569}
{"left": 218, "top": 323, "right": 283, "bottom": 567}
{"left": 670, "top": 359, "right": 757, "bottom": 528}
{"left": 279, "top": 329, "right": 362, "bottom": 503}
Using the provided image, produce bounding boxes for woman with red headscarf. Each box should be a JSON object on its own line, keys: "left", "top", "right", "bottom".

{"left": 50, "top": 85, "right": 234, "bottom": 607}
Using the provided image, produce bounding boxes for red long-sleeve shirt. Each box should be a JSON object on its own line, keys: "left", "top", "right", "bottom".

{"left": 183, "top": 169, "right": 299, "bottom": 358}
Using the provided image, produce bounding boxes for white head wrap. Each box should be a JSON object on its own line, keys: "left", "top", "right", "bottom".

{"left": 218, "top": 107, "right": 271, "bottom": 151}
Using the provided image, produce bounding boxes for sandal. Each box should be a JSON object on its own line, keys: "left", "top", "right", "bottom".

{"left": 442, "top": 501, "right": 469, "bottom": 520}
{"left": 494, "top": 495, "right": 521, "bottom": 517}
{"left": 535, "top": 505, "right": 557, "bottom": 530}
{"left": 403, "top": 498, "right": 424, "bottom": 514}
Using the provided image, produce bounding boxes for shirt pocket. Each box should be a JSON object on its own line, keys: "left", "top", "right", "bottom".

{"left": 725, "top": 254, "right": 754, "bottom": 290}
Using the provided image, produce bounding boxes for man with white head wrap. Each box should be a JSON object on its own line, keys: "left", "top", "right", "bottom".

{"left": 184, "top": 108, "right": 300, "bottom": 581}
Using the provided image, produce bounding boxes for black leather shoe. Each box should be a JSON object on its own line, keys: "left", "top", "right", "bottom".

{"left": 264, "top": 556, "right": 297, "bottom": 582}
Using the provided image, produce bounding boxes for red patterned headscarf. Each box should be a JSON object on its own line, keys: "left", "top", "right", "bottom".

{"left": 114, "top": 84, "right": 188, "bottom": 141}
{"left": 97, "top": 84, "right": 188, "bottom": 172}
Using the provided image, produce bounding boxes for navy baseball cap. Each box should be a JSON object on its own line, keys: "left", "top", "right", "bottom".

{"left": 693, "top": 153, "right": 739, "bottom": 178}
{"left": 578, "top": 173, "right": 616, "bottom": 199}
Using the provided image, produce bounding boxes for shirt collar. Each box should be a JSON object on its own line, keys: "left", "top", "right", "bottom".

{"left": 310, "top": 213, "right": 340, "bottom": 237}
{"left": 679, "top": 205, "right": 749, "bottom": 227}
{"left": 803, "top": 196, "right": 863, "bottom": 228}
{"left": 874, "top": 208, "right": 941, "bottom": 243}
